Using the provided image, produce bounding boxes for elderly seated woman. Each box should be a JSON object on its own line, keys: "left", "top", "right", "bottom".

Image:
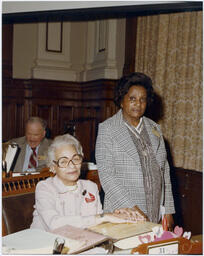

{"left": 30, "top": 134, "right": 146, "bottom": 231}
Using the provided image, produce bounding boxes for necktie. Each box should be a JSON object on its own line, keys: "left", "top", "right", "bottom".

{"left": 28, "top": 147, "right": 37, "bottom": 169}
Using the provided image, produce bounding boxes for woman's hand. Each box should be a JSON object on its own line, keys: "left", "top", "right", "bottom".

{"left": 114, "top": 206, "right": 148, "bottom": 222}
{"left": 164, "top": 214, "right": 174, "bottom": 231}
{"left": 102, "top": 213, "right": 138, "bottom": 224}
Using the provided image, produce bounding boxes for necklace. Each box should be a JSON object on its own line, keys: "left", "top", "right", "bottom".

{"left": 66, "top": 184, "right": 78, "bottom": 192}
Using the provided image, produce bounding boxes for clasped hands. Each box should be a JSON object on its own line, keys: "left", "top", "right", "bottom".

{"left": 97, "top": 205, "right": 148, "bottom": 225}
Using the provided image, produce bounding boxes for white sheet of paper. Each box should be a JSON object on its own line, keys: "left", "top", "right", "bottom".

{"left": 114, "top": 231, "right": 154, "bottom": 249}
{"left": 12, "top": 172, "right": 40, "bottom": 177}
{"left": 79, "top": 246, "right": 108, "bottom": 254}
{"left": 5, "top": 144, "right": 18, "bottom": 172}
{"left": 2, "top": 228, "right": 85, "bottom": 254}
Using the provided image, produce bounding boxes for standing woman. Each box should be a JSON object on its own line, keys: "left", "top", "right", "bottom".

{"left": 95, "top": 72, "right": 175, "bottom": 229}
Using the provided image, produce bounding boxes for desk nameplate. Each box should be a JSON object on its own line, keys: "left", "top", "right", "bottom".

{"left": 131, "top": 237, "right": 203, "bottom": 254}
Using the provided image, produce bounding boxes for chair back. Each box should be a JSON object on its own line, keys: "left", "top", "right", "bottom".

{"left": 2, "top": 170, "right": 53, "bottom": 236}
{"left": 3, "top": 192, "right": 35, "bottom": 235}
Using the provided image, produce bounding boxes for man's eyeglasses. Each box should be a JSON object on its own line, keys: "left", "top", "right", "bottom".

{"left": 53, "top": 154, "right": 83, "bottom": 168}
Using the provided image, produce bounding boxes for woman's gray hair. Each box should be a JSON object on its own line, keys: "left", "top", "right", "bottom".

{"left": 47, "top": 134, "right": 84, "bottom": 167}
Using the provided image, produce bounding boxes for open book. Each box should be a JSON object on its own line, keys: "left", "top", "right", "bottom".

{"left": 52, "top": 224, "right": 109, "bottom": 254}
{"left": 88, "top": 222, "right": 161, "bottom": 250}
{"left": 88, "top": 221, "right": 160, "bottom": 240}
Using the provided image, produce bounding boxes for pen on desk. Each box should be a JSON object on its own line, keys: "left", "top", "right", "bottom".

{"left": 20, "top": 172, "right": 29, "bottom": 176}
{"left": 53, "top": 237, "right": 65, "bottom": 254}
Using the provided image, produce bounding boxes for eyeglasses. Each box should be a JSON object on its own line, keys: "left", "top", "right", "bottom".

{"left": 53, "top": 154, "right": 83, "bottom": 168}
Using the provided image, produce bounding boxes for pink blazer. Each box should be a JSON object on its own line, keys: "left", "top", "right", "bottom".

{"left": 30, "top": 175, "right": 103, "bottom": 231}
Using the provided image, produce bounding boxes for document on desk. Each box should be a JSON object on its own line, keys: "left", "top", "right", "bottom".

{"left": 88, "top": 221, "right": 161, "bottom": 240}
{"left": 4, "top": 143, "right": 18, "bottom": 172}
{"left": 52, "top": 224, "right": 109, "bottom": 254}
{"left": 2, "top": 228, "right": 84, "bottom": 254}
{"left": 12, "top": 171, "right": 40, "bottom": 177}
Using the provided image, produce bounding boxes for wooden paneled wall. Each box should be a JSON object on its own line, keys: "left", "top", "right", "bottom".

{"left": 172, "top": 168, "right": 202, "bottom": 235}
{"left": 2, "top": 78, "right": 118, "bottom": 161}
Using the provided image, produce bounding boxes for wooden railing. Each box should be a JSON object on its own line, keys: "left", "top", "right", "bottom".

{"left": 2, "top": 169, "right": 53, "bottom": 197}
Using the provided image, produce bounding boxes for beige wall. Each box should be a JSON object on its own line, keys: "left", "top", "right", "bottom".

{"left": 13, "top": 23, "right": 38, "bottom": 79}
{"left": 13, "top": 19, "right": 126, "bottom": 82}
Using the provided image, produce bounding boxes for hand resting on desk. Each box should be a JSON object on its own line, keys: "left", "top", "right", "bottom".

{"left": 93, "top": 210, "right": 146, "bottom": 227}
{"left": 113, "top": 205, "right": 148, "bottom": 222}
{"left": 102, "top": 213, "right": 140, "bottom": 224}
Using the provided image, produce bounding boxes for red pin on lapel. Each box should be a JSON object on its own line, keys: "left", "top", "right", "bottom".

{"left": 85, "top": 192, "right": 95, "bottom": 203}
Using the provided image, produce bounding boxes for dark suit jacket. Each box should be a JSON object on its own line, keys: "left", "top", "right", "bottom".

{"left": 10, "top": 137, "right": 52, "bottom": 172}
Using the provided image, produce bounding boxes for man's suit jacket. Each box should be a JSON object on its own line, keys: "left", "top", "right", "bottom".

{"left": 10, "top": 136, "right": 52, "bottom": 172}
{"left": 95, "top": 109, "right": 175, "bottom": 216}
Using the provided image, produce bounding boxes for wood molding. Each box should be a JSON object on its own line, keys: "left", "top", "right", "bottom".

{"left": 46, "top": 21, "right": 63, "bottom": 53}
{"left": 3, "top": 2, "right": 202, "bottom": 24}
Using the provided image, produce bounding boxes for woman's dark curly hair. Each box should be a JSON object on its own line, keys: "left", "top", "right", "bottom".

{"left": 114, "top": 72, "right": 154, "bottom": 108}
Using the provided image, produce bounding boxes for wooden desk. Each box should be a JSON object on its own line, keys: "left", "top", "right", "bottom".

{"left": 131, "top": 236, "right": 202, "bottom": 255}
{"left": 191, "top": 234, "right": 203, "bottom": 242}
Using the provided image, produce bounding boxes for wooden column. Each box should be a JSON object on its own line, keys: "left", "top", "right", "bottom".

{"left": 123, "top": 17, "right": 137, "bottom": 75}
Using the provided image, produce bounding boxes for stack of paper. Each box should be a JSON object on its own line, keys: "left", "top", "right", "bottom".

{"left": 52, "top": 224, "right": 109, "bottom": 254}
{"left": 2, "top": 228, "right": 85, "bottom": 254}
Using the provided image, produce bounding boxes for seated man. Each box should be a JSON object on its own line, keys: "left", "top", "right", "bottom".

{"left": 10, "top": 116, "right": 52, "bottom": 172}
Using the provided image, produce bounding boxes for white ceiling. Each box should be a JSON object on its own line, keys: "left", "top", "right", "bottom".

{"left": 2, "top": 1, "right": 187, "bottom": 14}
